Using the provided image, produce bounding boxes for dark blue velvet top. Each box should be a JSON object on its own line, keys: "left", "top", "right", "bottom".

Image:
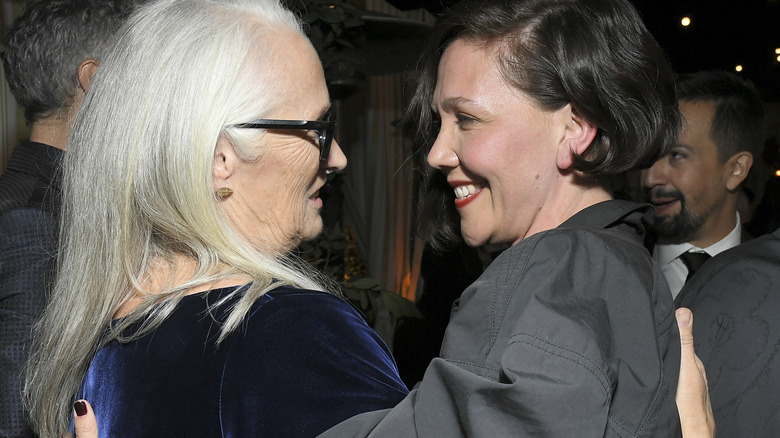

{"left": 79, "top": 285, "right": 409, "bottom": 437}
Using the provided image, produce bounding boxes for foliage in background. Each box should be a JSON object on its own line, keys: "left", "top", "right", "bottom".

{"left": 285, "top": 0, "right": 421, "bottom": 331}
{"left": 283, "top": 0, "right": 366, "bottom": 75}
{"left": 296, "top": 225, "right": 422, "bottom": 328}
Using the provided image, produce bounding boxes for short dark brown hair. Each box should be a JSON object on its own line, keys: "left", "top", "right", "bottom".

{"left": 411, "top": 0, "right": 680, "bottom": 248}
{"left": 676, "top": 70, "right": 766, "bottom": 164}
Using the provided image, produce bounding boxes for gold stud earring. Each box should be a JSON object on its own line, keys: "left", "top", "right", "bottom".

{"left": 216, "top": 187, "right": 233, "bottom": 200}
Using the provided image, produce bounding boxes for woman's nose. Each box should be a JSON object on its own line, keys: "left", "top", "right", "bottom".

{"left": 325, "top": 139, "right": 347, "bottom": 171}
{"left": 426, "top": 131, "right": 458, "bottom": 170}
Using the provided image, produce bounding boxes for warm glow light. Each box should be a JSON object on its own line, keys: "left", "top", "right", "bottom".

{"left": 775, "top": 48, "right": 780, "bottom": 54}
{"left": 735, "top": 65, "right": 743, "bottom": 72}
{"left": 681, "top": 17, "right": 691, "bottom": 26}
{"left": 777, "top": 55, "right": 780, "bottom": 62}
{"left": 776, "top": 169, "right": 780, "bottom": 177}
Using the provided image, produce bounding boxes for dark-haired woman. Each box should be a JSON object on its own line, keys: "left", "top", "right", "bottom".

{"left": 327, "top": 0, "right": 685, "bottom": 435}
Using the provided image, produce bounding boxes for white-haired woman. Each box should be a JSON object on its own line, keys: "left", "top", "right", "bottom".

{"left": 24, "top": 0, "right": 408, "bottom": 436}
{"left": 43, "top": 0, "right": 717, "bottom": 437}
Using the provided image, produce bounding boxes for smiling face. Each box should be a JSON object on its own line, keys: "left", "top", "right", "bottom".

{"left": 642, "top": 100, "right": 731, "bottom": 245}
{"left": 214, "top": 28, "right": 347, "bottom": 253}
{"left": 427, "top": 39, "right": 582, "bottom": 248}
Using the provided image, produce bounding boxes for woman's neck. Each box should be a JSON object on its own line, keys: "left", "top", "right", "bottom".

{"left": 113, "top": 255, "right": 251, "bottom": 319}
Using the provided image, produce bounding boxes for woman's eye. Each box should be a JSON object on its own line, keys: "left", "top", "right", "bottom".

{"left": 670, "top": 151, "right": 686, "bottom": 160}
{"left": 455, "top": 113, "right": 476, "bottom": 126}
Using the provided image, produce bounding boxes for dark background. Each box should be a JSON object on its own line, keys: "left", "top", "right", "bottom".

{"left": 384, "top": 0, "right": 780, "bottom": 102}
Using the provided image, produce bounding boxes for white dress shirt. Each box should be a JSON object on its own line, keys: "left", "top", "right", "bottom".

{"left": 653, "top": 213, "right": 743, "bottom": 299}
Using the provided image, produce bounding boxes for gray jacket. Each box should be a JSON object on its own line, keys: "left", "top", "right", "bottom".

{"left": 323, "top": 200, "right": 681, "bottom": 437}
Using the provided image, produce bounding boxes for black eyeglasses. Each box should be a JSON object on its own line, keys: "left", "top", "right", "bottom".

{"left": 231, "top": 119, "right": 336, "bottom": 160}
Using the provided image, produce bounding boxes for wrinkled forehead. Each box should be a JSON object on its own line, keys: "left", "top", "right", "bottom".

{"left": 247, "top": 26, "right": 329, "bottom": 117}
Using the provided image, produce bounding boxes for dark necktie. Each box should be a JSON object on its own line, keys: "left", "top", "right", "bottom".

{"left": 679, "top": 251, "right": 711, "bottom": 282}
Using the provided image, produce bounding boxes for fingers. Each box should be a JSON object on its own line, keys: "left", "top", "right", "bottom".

{"left": 73, "top": 400, "right": 99, "bottom": 438}
{"left": 677, "top": 307, "right": 694, "bottom": 348}
{"left": 674, "top": 307, "right": 715, "bottom": 438}
{"left": 676, "top": 308, "right": 708, "bottom": 385}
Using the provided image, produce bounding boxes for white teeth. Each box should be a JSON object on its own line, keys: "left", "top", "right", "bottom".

{"left": 454, "top": 184, "right": 480, "bottom": 200}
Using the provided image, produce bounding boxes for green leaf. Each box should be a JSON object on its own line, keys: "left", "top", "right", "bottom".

{"left": 302, "top": 10, "right": 319, "bottom": 22}
{"left": 358, "top": 290, "right": 370, "bottom": 309}
{"left": 348, "top": 277, "right": 381, "bottom": 290}
{"left": 341, "top": 287, "right": 361, "bottom": 301}
{"left": 344, "top": 19, "right": 364, "bottom": 28}
{"left": 381, "top": 291, "right": 423, "bottom": 319}
{"left": 318, "top": 8, "right": 343, "bottom": 24}
{"left": 334, "top": 37, "right": 355, "bottom": 48}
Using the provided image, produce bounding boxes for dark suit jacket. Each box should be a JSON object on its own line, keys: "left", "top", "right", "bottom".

{"left": 677, "top": 227, "right": 780, "bottom": 437}
{"left": 0, "top": 141, "right": 62, "bottom": 438}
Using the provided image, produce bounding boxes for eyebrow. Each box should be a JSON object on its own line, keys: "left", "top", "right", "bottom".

{"left": 317, "top": 104, "right": 332, "bottom": 120}
{"left": 672, "top": 143, "right": 696, "bottom": 154}
{"left": 432, "top": 96, "right": 475, "bottom": 114}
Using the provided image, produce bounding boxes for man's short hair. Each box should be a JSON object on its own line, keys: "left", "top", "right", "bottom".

{"left": 1, "top": 0, "right": 141, "bottom": 124}
{"left": 676, "top": 71, "right": 767, "bottom": 163}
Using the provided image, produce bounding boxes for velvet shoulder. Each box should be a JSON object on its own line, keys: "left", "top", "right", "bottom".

{"left": 219, "top": 287, "right": 409, "bottom": 436}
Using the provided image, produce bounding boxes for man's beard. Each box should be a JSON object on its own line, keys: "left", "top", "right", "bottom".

{"left": 647, "top": 188, "right": 708, "bottom": 244}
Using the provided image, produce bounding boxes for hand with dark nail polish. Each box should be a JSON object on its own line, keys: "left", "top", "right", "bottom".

{"left": 72, "top": 400, "right": 98, "bottom": 438}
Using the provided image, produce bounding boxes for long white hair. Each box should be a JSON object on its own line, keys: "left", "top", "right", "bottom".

{"left": 25, "top": 1, "right": 332, "bottom": 435}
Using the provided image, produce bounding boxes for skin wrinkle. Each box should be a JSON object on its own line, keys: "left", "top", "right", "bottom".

{"left": 215, "top": 28, "right": 345, "bottom": 256}
{"left": 235, "top": 136, "right": 316, "bottom": 251}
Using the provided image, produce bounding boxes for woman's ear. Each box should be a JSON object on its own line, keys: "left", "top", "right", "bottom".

{"left": 557, "top": 104, "right": 597, "bottom": 170}
{"left": 213, "top": 136, "right": 237, "bottom": 191}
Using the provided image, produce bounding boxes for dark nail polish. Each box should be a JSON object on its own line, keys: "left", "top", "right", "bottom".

{"left": 74, "top": 400, "right": 87, "bottom": 417}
